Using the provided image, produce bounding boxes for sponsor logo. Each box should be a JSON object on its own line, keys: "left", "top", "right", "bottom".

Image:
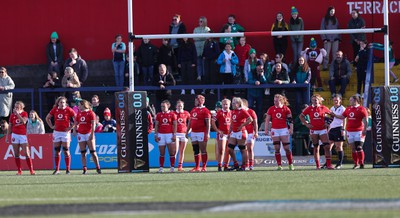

{"left": 347, "top": 1, "right": 400, "bottom": 15}
{"left": 135, "top": 109, "right": 144, "bottom": 158}
{"left": 3, "top": 145, "right": 43, "bottom": 160}
{"left": 276, "top": 113, "right": 282, "bottom": 118}
{"left": 373, "top": 88, "right": 383, "bottom": 153}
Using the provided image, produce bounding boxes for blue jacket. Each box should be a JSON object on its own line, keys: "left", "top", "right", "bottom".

{"left": 217, "top": 51, "right": 239, "bottom": 76}
{"left": 247, "top": 69, "right": 267, "bottom": 97}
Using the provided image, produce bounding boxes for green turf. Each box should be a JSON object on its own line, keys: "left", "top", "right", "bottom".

{"left": 0, "top": 165, "right": 399, "bottom": 217}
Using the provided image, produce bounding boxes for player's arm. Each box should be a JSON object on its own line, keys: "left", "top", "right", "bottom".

{"left": 205, "top": 117, "right": 211, "bottom": 141}
{"left": 15, "top": 112, "right": 27, "bottom": 124}
{"left": 154, "top": 120, "right": 160, "bottom": 142}
{"left": 287, "top": 114, "right": 294, "bottom": 135}
{"left": 45, "top": 113, "right": 54, "bottom": 129}
{"left": 211, "top": 118, "right": 220, "bottom": 134}
{"left": 362, "top": 115, "right": 368, "bottom": 136}
{"left": 172, "top": 120, "right": 177, "bottom": 142}
{"left": 252, "top": 116, "right": 258, "bottom": 138}
{"left": 265, "top": 114, "right": 271, "bottom": 135}
{"left": 186, "top": 118, "right": 192, "bottom": 137}
{"left": 299, "top": 113, "right": 311, "bottom": 129}
{"left": 240, "top": 116, "right": 253, "bottom": 131}
{"left": 5, "top": 122, "right": 12, "bottom": 143}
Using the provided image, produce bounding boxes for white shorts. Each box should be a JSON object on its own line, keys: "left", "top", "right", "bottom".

{"left": 347, "top": 131, "right": 365, "bottom": 144}
{"left": 157, "top": 133, "right": 173, "bottom": 146}
{"left": 246, "top": 133, "right": 255, "bottom": 143}
{"left": 53, "top": 131, "right": 71, "bottom": 143}
{"left": 191, "top": 132, "right": 205, "bottom": 142}
{"left": 176, "top": 132, "right": 188, "bottom": 142}
{"left": 77, "top": 133, "right": 93, "bottom": 142}
{"left": 218, "top": 133, "right": 229, "bottom": 141}
{"left": 271, "top": 128, "right": 289, "bottom": 137}
{"left": 11, "top": 133, "right": 28, "bottom": 144}
{"left": 230, "top": 130, "right": 247, "bottom": 140}
{"left": 310, "top": 129, "right": 328, "bottom": 136}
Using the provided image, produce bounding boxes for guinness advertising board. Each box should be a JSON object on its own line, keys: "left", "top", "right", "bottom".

{"left": 372, "top": 86, "right": 400, "bottom": 168}
{"left": 115, "top": 91, "right": 149, "bottom": 173}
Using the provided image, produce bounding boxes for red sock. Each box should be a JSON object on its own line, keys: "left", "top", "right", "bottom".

{"left": 178, "top": 162, "right": 183, "bottom": 168}
{"left": 233, "top": 161, "right": 239, "bottom": 167}
{"left": 275, "top": 152, "right": 282, "bottom": 166}
{"left": 316, "top": 159, "right": 320, "bottom": 168}
{"left": 65, "top": 155, "right": 71, "bottom": 171}
{"left": 358, "top": 150, "right": 365, "bottom": 165}
{"left": 159, "top": 156, "right": 165, "bottom": 168}
{"left": 194, "top": 155, "right": 200, "bottom": 169}
{"left": 218, "top": 162, "right": 222, "bottom": 168}
{"left": 249, "top": 159, "right": 253, "bottom": 167}
{"left": 96, "top": 165, "right": 101, "bottom": 170}
{"left": 55, "top": 156, "right": 61, "bottom": 171}
{"left": 352, "top": 152, "right": 358, "bottom": 165}
{"left": 326, "top": 155, "right": 331, "bottom": 166}
{"left": 26, "top": 157, "right": 34, "bottom": 171}
{"left": 223, "top": 163, "right": 228, "bottom": 168}
{"left": 286, "top": 152, "right": 293, "bottom": 165}
{"left": 169, "top": 156, "right": 176, "bottom": 167}
{"left": 15, "top": 157, "right": 21, "bottom": 171}
{"left": 201, "top": 153, "right": 208, "bottom": 167}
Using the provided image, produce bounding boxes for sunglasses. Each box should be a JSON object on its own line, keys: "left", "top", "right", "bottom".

{"left": 172, "top": 18, "right": 178, "bottom": 21}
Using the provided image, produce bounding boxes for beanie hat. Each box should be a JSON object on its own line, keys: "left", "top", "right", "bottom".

{"left": 50, "top": 32, "right": 59, "bottom": 39}
{"left": 103, "top": 107, "right": 111, "bottom": 117}
{"left": 310, "top": 38, "right": 317, "bottom": 48}
{"left": 256, "top": 60, "right": 263, "bottom": 66}
{"left": 249, "top": 48, "right": 256, "bottom": 55}
{"left": 291, "top": 6, "right": 298, "bottom": 15}
{"left": 215, "top": 101, "right": 222, "bottom": 109}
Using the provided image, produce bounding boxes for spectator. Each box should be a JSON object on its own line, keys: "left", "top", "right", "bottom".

{"left": 243, "top": 48, "right": 259, "bottom": 83}
{"left": 370, "top": 41, "right": 398, "bottom": 83}
{"left": 202, "top": 37, "right": 220, "bottom": 94}
{"left": 178, "top": 38, "right": 197, "bottom": 95}
{"left": 102, "top": 108, "right": 116, "bottom": 132}
{"left": 288, "top": 6, "right": 304, "bottom": 64}
{"left": 0, "top": 120, "right": 8, "bottom": 138}
{"left": 271, "top": 53, "right": 289, "bottom": 72}
{"left": 43, "top": 71, "right": 61, "bottom": 111}
{"left": 348, "top": 9, "right": 366, "bottom": 62}
{"left": 111, "top": 34, "right": 126, "bottom": 87}
{"left": 247, "top": 60, "right": 267, "bottom": 120}
{"left": 234, "top": 37, "right": 252, "bottom": 82}
{"left": 91, "top": 95, "right": 107, "bottom": 123}
{"left": 291, "top": 56, "right": 311, "bottom": 114}
{"left": 293, "top": 104, "right": 311, "bottom": 155}
{"left": 226, "top": 14, "right": 245, "bottom": 46}
{"left": 269, "top": 62, "right": 290, "bottom": 99}
{"left": 0, "top": 67, "right": 15, "bottom": 121}
{"left": 64, "top": 48, "right": 88, "bottom": 85}
{"left": 158, "top": 39, "right": 176, "bottom": 76}
{"left": 169, "top": 14, "right": 187, "bottom": 54}
{"left": 259, "top": 53, "right": 272, "bottom": 78}
{"left": 27, "top": 110, "right": 45, "bottom": 134}
{"left": 124, "top": 53, "right": 140, "bottom": 87}
{"left": 219, "top": 24, "right": 235, "bottom": 50}
{"left": 46, "top": 32, "right": 63, "bottom": 74}
{"left": 154, "top": 64, "right": 176, "bottom": 112}
{"left": 217, "top": 43, "right": 239, "bottom": 98}
{"left": 94, "top": 115, "right": 103, "bottom": 133}
{"left": 321, "top": 6, "right": 340, "bottom": 70}
{"left": 354, "top": 40, "right": 369, "bottom": 95}
{"left": 329, "top": 51, "right": 351, "bottom": 97}
{"left": 137, "top": 39, "right": 158, "bottom": 86}
{"left": 271, "top": 12, "right": 289, "bottom": 58}
{"left": 62, "top": 67, "right": 81, "bottom": 103}
{"left": 193, "top": 16, "right": 211, "bottom": 81}
{"left": 146, "top": 97, "right": 156, "bottom": 120}
{"left": 301, "top": 38, "right": 327, "bottom": 92}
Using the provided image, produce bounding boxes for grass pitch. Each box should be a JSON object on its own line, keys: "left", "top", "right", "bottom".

{"left": 0, "top": 165, "right": 399, "bottom": 217}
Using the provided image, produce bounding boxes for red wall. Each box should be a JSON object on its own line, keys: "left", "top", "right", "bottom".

{"left": 0, "top": 0, "right": 399, "bottom": 66}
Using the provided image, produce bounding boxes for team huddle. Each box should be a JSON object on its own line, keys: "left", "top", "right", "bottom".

{"left": 154, "top": 93, "right": 368, "bottom": 172}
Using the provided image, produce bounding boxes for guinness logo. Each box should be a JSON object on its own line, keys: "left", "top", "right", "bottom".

{"left": 391, "top": 153, "right": 400, "bottom": 163}
{"left": 374, "top": 153, "right": 385, "bottom": 164}
{"left": 254, "top": 158, "right": 264, "bottom": 165}
{"left": 134, "top": 158, "right": 146, "bottom": 169}
{"left": 119, "top": 159, "right": 128, "bottom": 169}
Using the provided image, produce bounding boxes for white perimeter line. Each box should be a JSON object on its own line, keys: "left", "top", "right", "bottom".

{"left": 0, "top": 196, "right": 153, "bottom": 202}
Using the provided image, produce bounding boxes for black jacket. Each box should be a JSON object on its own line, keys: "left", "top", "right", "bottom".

{"left": 154, "top": 72, "right": 176, "bottom": 100}
{"left": 137, "top": 41, "right": 158, "bottom": 67}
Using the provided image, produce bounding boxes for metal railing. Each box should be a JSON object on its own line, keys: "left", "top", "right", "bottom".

{"left": 38, "top": 84, "right": 310, "bottom": 117}
{"left": 0, "top": 88, "right": 35, "bottom": 109}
